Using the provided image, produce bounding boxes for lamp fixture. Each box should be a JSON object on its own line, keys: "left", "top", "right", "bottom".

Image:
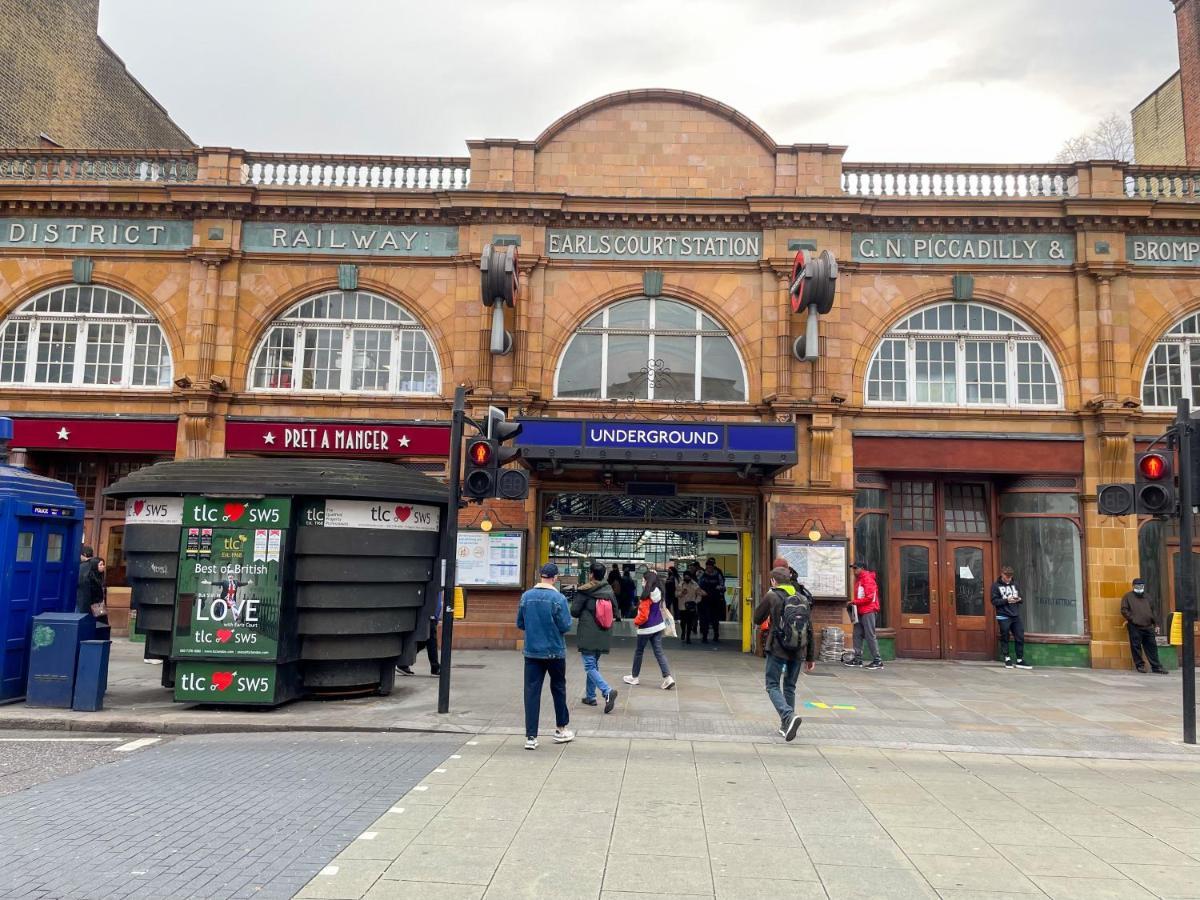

{"left": 800, "top": 518, "right": 830, "bottom": 542}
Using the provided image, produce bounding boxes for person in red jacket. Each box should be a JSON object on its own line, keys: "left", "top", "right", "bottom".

{"left": 845, "top": 560, "right": 884, "bottom": 670}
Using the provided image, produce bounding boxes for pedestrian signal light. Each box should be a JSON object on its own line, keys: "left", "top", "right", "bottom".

{"left": 1134, "top": 450, "right": 1176, "bottom": 517}
{"left": 468, "top": 440, "right": 492, "bottom": 467}
{"left": 1096, "top": 483, "right": 1135, "bottom": 516}
{"left": 463, "top": 439, "right": 497, "bottom": 501}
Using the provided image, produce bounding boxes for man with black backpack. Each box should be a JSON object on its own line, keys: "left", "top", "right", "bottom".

{"left": 753, "top": 566, "right": 815, "bottom": 742}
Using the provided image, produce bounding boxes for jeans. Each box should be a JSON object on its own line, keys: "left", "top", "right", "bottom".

{"left": 524, "top": 657, "right": 569, "bottom": 739}
{"left": 998, "top": 614, "right": 1025, "bottom": 660}
{"left": 581, "top": 652, "right": 611, "bottom": 700}
{"left": 853, "top": 611, "right": 881, "bottom": 663}
{"left": 632, "top": 631, "right": 671, "bottom": 678}
{"left": 1127, "top": 622, "right": 1164, "bottom": 671}
{"left": 765, "top": 653, "right": 801, "bottom": 724}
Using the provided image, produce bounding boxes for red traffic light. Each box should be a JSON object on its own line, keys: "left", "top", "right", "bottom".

{"left": 1139, "top": 452, "right": 1168, "bottom": 480}
{"left": 468, "top": 440, "right": 492, "bottom": 466}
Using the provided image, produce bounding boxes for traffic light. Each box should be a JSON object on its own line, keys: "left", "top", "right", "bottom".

{"left": 1096, "top": 483, "right": 1135, "bottom": 516}
{"left": 1135, "top": 450, "right": 1176, "bottom": 516}
{"left": 463, "top": 437, "right": 497, "bottom": 501}
{"left": 487, "top": 406, "right": 529, "bottom": 501}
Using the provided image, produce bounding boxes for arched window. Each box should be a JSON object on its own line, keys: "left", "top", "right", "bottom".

{"left": 866, "top": 301, "right": 1061, "bottom": 409}
{"left": 250, "top": 290, "right": 439, "bottom": 395}
{"left": 0, "top": 285, "right": 172, "bottom": 388}
{"left": 1141, "top": 312, "right": 1200, "bottom": 410}
{"left": 555, "top": 297, "right": 747, "bottom": 402}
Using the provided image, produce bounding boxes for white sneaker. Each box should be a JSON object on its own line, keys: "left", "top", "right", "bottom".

{"left": 661, "top": 675, "right": 676, "bottom": 690}
{"left": 524, "top": 737, "right": 538, "bottom": 750}
{"left": 553, "top": 729, "right": 575, "bottom": 744}
{"left": 622, "top": 675, "right": 639, "bottom": 686}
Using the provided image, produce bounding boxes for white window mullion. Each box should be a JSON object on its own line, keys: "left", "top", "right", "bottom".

{"left": 647, "top": 332, "right": 656, "bottom": 400}
{"left": 907, "top": 337, "right": 917, "bottom": 405}
{"left": 1186, "top": 343, "right": 1194, "bottom": 406}
{"left": 23, "top": 320, "right": 38, "bottom": 385}
{"left": 956, "top": 338, "right": 967, "bottom": 408}
{"left": 340, "top": 327, "right": 353, "bottom": 393}
{"left": 292, "top": 326, "right": 304, "bottom": 392}
{"left": 694, "top": 333, "right": 702, "bottom": 401}
{"left": 600, "top": 333, "right": 609, "bottom": 400}
{"left": 122, "top": 322, "right": 136, "bottom": 387}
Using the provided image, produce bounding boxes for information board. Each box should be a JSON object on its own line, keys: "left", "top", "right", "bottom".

{"left": 456, "top": 530, "right": 524, "bottom": 587}
{"left": 172, "top": 497, "right": 291, "bottom": 661}
{"left": 773, "top": 539, "right": 849, "bottom": 599}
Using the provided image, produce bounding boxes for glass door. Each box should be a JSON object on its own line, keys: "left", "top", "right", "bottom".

{"left": 942, "top": 542, "right": 992, "bottom": 660}
{"left": 892, "top": 540, "right": 941, "bottom": 658}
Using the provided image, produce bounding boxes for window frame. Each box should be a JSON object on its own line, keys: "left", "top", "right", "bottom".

{"left": 248, "top": 290, "right": 441, "bottom": 397}
{"left": 553, "top": 297, "right": 749, "bottom": 403}
{"left": 1141, "top": 312, "right": 1200, "bottom": 411}
{"left": 866, "top": 301, "right": 1063, "bottom": 411}
{"left": 0, "top": 286, "right": 172, "bottom": 390}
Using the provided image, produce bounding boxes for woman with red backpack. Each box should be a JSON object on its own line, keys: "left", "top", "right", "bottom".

{"left": 623, "top": 569, "right": 676, "bottom": 690}
{"left": 570, "top": 562, "right": 619, "bottom": 713}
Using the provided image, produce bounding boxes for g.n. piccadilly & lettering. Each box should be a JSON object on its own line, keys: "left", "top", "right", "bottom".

{"left": 852, "top": 232, "right": 1075, "bottom": 266}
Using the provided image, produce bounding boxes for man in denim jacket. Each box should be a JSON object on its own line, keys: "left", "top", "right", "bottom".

{"left": 517, "top": 563, "right": 575, "bottom": 750}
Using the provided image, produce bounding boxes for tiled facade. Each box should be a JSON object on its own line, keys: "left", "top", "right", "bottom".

{"left": 0, "top": 90, "right": 1198, "bottom": 665}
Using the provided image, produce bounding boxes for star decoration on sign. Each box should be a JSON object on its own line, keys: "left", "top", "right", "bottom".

{"left": 263, "top": 432, "right": 276, "bottom": 445}
{"left": 56, "top": 427, "right": 70, "bottom": 441}
{"left": 398, "top": 435, "right": 410, "bottom": 448}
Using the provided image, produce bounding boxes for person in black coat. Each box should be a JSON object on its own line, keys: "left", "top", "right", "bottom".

{"left": 571, "top": 562, "right": 619, "bottom": 713}
{"left": 76, "top": 545, "right": 108, "bottom": 627}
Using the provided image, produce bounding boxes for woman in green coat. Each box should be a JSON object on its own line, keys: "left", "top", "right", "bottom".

{"left": 570, "top": 561, "right": 619, "bottom": 713}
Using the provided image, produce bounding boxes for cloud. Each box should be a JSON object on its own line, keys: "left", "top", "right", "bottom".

{"left": 98, "top": 0, "right": 1178, "bottom": 162}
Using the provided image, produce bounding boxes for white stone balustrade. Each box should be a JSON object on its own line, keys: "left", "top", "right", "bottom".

{"left": 239, "top": 154, "right": 471, "bottom": 190}
{"left": 841, "top": 164, "right": 1079, "bottom": 198}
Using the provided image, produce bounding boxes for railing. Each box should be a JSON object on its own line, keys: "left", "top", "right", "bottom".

{"left": 842, "top": 163, "right": 1079, "bottom": 198}
{"left": 0, "top": 149, "right": 199, "bottom": 183}
{"left": 240, "top": 153, "right": 471, "bottom": 190}
{"left": 1124, "top": 166, "right": 1200, "bottom": 201}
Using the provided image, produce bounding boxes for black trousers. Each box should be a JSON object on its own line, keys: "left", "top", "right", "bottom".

{"left": 1127, "top": 623, "right": 1164, "bottom": 671}
{"left": 998, "top": 615, "right": 1024, "bottom": 660}
{"left": 699, "top": 599, "right": 720, "bottom": 643}
{"left": 679, "top": 605, "right": 697, "bottom": 642}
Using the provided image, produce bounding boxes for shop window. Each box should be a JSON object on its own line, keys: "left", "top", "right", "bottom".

{"left": 1141, "top": 312, "right": 1200, "bottom": 410}
{"left": 866, "top": 301, "right": 1062, "bottom": 410}
{"left": 555, "top": 297, "right": 747, "bottom": 402}
{"left": 853, "top": 512, "right": 889, "bottom": 628}
{"left": 1000, "top": 493, "right": 1080, "bottom": 515}
{"left": 999, "top": 517, "right": 1084, "bottom": 635}
{"left": 892, "top": 481, "right": 935, "bottom": 533}
{"left": 249, "top": 290, "right": 439, "bottom": 396}
{"left": 0, "top": 285, "right": 172, "bottom": 389}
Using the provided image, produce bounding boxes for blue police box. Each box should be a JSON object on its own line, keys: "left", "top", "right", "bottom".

{"left": 0, "top": 417, "right": 86, "bottom": 702}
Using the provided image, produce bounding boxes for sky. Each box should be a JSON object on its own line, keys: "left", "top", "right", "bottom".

{"left": 99, "top": 0, "right": 1179, "bottom": 163}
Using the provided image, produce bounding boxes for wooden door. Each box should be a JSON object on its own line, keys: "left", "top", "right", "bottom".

{"left": 942, "top": 542, "right": 993, "bottom": 660}
{"left": 893, "top": 539, "right": 941, "bottom": 658}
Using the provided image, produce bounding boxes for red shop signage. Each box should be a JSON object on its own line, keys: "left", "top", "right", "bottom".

{"left": 225, "top": 420, "right": 450, "bottom": 457}
{"left": 11, "top": 417, "right": 177, "bottom": 452}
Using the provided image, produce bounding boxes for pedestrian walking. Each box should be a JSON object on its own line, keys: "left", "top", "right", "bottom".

{"left": 664, "top": 565, "right": 680, "bottom": 618}
{"left": 623, "top": 569, "right": 676, "bottom": 689}
{"left": 620, "top": 565, "right": 637, "bottom": 619}
{"left": 516, "top": 563, "right": 575, "bottom": 749}
{"left": 1121, "top": 577, "right": 1168, "bottom": 674}
{"left": 76, "top": 545, "right": 108, "bottom": 627}
{"left": 677, "top": 572, "right": 701, "bottom": 644}
{"left": 399, "top": 596, "right": 441, "bottom": 677}
{"left": 698, "top": 557, "right": 725, "bottom": 647}
{"left": 753, "top": 566, "right": 815, "bottom": 741}
{"left": 570, "top": 562, "right": 620, "bottom": 712}
{"left": 845, "top": 560, "right": 883, "bottom": 670}
{"left": 991, "top": 565, "right": 1032, "bottom": 669}
{"left": 607, "top": 565, "right": 624, "bottom": 621}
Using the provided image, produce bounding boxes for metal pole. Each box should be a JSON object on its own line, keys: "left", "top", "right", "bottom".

{"left": 1177, "top": 399, "right": 1196, "bottom": 744}
{"left": 437, "top": 386, "right": 467, "bottom": 715}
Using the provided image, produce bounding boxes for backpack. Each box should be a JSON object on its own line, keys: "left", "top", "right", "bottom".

{"left": 593, "top": 594, "right": 614, "bottom": 631}
{"left": 772, "top": 583, "right": 811, "bottom": 654}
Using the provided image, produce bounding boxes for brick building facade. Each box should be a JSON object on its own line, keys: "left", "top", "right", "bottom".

{"left": 0, "top": 0, "right": 191, "bottom": 149}
{"left": 0, "top": 89, "right": 1197, "bottom": 667}
{"left": 1134, "top": 73, "right": 1186, "bottom": 166}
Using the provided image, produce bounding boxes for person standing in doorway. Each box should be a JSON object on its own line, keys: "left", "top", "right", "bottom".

{"left": 677, "top": 572, "right": 701, "bottom": 644}
{"left": 753, "top": 566, "right": 815, "bottom": 741}
{"left": 698, "top": 558, "right": 725, "bottom": 647}
{"left": 664, "top": 565, "right": 680, "bottom": 618}
{"left": 1121, "top": 578, "right": 1168, "bottom": 674}
{"left": 571, "top": 562, "right": 620, "bottom": 712}
{"left": 620, "top": 565, "right": 637, "bottom": 620}
{"left": 991, "top": 565, "right": 1032, "bottom": 670}
{"left": 623, "top": 569, "right": 676, "bottom": 690}
{"left": 607, "top": 565, "right": 624, "bottom": 621}
{"left": 516, "top": 563, "right": 575, "bottom": 749}
{"left": 845, "top": 560, "right": 883, "bottom": 670}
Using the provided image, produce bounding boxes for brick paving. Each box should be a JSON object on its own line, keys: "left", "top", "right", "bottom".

{"left": 0, "top": 732, "right": 461, "bottom": 900}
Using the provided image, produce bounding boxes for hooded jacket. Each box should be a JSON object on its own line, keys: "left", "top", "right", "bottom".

{"left": 852, "top": 568, "right": 880, "bottom": 615}
{"left": 990, "top": 578, "right": 1022, "bottom": 619}
{"left": 571, "top": 580, "right": 616, "bottom": 655}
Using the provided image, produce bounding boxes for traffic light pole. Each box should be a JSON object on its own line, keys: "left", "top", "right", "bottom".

{"left": 1176, "top": 400, "right": 1196, "bottom": 745}
{"left": 437, "top": 385, "right": 468, "bottom": 715}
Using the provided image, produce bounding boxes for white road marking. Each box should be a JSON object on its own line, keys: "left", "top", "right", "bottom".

{"left": 357, "top": 831, "right": 378, "bottom": 841}
{"left": 412, "top": 785, "right": 428, "bottom": 792}
{"left": 434, "top": 768, "right": 447, "bottom": 773}
{"left": 113, "top": 737, "right": 162, "bottom": 752}
{"left": 0, "top": 737, "right": 122, "bottom": 742}
{"left": 466, "top": 741, "right": 479, "bottom": 745}
{"left": 388, "top": 807, "right": 405, "bottom": 814}
{"left": 319, "top": 866, "right": 339, "bottom": 877}
{"left": 450, "top": 754, "right": 462, "bottom": 759}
